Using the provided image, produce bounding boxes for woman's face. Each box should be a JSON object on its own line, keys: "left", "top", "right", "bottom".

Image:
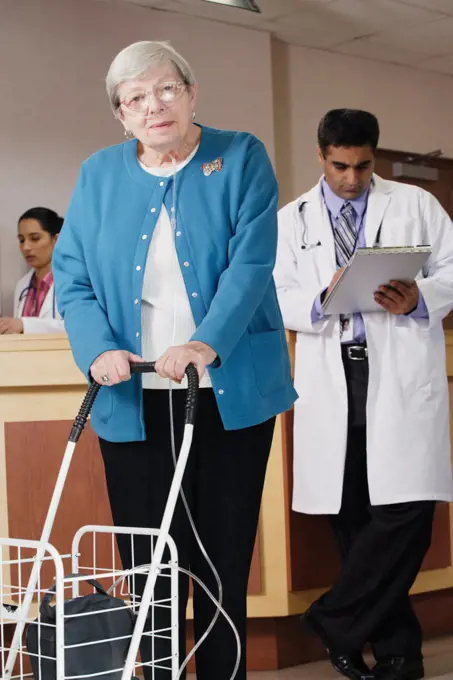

{"left": 116, "top": 64, "right": 197, "bottom": 153}
{"left": 18, "top": 219, "right": 57, "bottom": 270}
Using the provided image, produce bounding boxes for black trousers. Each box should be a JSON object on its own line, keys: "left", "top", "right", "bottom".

{"left": 311, "top": 347, "right": 435, "bottom": 660}
{"left": 99, "top": 389, "right": 275, "bottom": 680}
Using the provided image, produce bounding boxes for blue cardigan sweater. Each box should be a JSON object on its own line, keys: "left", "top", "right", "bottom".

{"left": 53, "top": 125, "right": 297, "bottom": 441}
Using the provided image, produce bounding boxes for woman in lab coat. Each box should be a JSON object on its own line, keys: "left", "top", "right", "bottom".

{"left": 0, "top": 207, "right": 65, "bottom": 334}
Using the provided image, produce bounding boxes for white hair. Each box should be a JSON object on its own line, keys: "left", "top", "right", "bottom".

{"left": 106, "top": 41, "right": 196, "bottom": 112}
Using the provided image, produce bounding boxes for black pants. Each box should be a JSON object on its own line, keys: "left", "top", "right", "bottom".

{"left": 311, "top": 347, "right": 435, "bottom": 660}
{"left": 99, "top": 389, "right": 275, "bottom": 680}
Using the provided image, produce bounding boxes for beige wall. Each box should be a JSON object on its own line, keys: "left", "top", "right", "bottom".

{"left": 2, "top": 1, "right": 453, "bottom": 314}
{"left": 273, "top": 40, "right": 453, "bottom": 207}
{"left": 0, "top": 0, "right": 274, "bottom": 314}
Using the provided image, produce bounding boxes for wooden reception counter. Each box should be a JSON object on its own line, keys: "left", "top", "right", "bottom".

{"left": 0, "top": 333, "right": 453, "bottom": 670}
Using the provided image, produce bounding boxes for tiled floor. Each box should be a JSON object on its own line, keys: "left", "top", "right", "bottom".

{"left": 189, "top": 635, "right": 453, "bottom": 679}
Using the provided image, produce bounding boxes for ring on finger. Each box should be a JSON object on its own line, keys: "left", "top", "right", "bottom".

{"left": 101, "top": 374, "right": 110, "bottom": 383}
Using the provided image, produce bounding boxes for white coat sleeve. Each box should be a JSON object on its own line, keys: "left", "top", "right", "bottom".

{"left": 21, "top": 318, "right": 66, "bottom": 334}
{"left": 13, "top": 281, "right": 21, "bottom": 320}
{"left": 416, "top": 192, "right": 453, "bottom": 328}
{"left": 274, "top": 204, "right": 329, "bottom": 334}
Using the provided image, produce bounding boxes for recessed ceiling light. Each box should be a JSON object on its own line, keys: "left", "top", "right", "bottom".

{"left": 202, "top": 0, "right": 261, "bottom": 12}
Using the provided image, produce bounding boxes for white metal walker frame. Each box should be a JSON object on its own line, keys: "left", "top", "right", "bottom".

{"left": 0, "top": 361, "right": 199, "bottom": 680}
{"left": 0, "top": 527, "right": 179, "bottom": 679}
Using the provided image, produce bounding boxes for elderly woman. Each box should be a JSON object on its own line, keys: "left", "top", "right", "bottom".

{"left": 53, "top": 41, "right": 296, "bottom": 679}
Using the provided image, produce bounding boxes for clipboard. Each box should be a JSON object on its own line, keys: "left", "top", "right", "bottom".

{"left": 322, "top": 246, "right": 431, "bottom": 315}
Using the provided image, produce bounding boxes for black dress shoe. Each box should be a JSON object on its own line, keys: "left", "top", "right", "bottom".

{"left": 331, "top": 652, "right": 375, "bottom": 680}
{"left": 300, "top": 609, "right": 374, "bottom": 680}
{"left": 373, "top": 656, "right": 424, "bottom": 680}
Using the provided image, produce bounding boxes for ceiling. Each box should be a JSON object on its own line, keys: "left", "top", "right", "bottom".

{"left": 116, "top": 0, "right": 453, "bottom": 76}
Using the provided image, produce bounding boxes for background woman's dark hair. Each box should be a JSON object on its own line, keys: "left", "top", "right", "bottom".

{"left": 318, "top": 109, "right": 380, "bottom": 157}
{"left": 18, "top": 207, "right": 64, "bottom": 236}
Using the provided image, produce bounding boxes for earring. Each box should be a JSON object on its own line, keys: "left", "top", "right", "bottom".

{"left": 124, "top": 129, "right": 134, "bottom": 139}
{"left": 192, "top": 112, "right": 196, "bottom": 121}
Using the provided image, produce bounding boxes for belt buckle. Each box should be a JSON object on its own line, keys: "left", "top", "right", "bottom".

{"left": 347, "top": 345, "right": 368, "bottom": 361}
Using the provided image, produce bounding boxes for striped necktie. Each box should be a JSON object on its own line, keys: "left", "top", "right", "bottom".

{"left": 335, "top": 202, "right": 357, "bottom": 267}
{"left": 334, "top": 202, "right": 357, "bottom": 339}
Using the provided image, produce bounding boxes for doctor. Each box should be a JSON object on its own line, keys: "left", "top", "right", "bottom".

{"left": 0, "top": 207, "right": 65, "bottom": 334}
{"left": 275, "top": 109, "right": 453, "bottom": 680}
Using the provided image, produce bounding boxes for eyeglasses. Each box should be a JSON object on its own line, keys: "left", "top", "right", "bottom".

{"left": 120, "top": 81, "right": 186, "bottom": 114}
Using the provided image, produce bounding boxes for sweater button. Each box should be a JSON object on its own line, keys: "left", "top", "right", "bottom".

{"left": 218, "top": 389, "right": 224, "bottom": 395}
{"left": 136, "top": 265, "right": 141, "bottom": 271}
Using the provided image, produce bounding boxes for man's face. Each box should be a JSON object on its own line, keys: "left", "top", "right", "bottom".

{"left": 318, "top": 145, "right": 375, "bottom": 200}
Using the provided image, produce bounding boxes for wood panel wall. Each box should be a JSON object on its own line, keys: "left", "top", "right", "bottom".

{"left": 4, "top": 420, "right": 262, "bottom": 595}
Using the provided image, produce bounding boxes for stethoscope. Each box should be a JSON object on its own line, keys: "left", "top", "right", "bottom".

{"left": 18, "top": 282, "right": 57, "bottom": 319}
{"left": 299, "top": 200, "right": 322, "bottom": 251}
{"left": 298, "top": 199, "right": 384, "bottom": 250}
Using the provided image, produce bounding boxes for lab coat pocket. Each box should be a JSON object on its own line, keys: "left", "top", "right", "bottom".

{"left": 393, "top": 319, "right": 441, "bottom": 394}
{"left": 379, "top": 218, "right": 426, "bottom": 247}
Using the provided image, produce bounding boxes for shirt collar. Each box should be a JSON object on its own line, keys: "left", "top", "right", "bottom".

{"left": 31, "top": 271, "right": 54, "bottom": 290}
{"left": 321, "top": 178, "right": 370, "bottom": 220}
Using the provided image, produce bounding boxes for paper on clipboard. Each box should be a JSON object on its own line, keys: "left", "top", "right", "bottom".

{"left": 322, "top": 246, "right": 431, "bottom": 315}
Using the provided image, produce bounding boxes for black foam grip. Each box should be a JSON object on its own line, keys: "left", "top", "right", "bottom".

{"left": 69, "top": 381, "right": 101, "bottom": 443}
{"left": 69, "top": 362, "right": 199, "bottom": 442}
{"left": 184, "top": 363, "right": 199, "bottom": 426}
{"left": 130, "top": 361, "right": 156, "bottom": 374}
{"left": 131, "top": 361, "right": 198, "bottom": 423}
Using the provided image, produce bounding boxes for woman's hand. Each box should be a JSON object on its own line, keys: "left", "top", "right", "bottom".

{"left": 155, "top": 341, "right": 217, "bottom": 383}
{"left": 0, "top": 318, "right": 24, "bottom": 335}
{"left": 90, "top": 350, "right": 144, "bottom": 386}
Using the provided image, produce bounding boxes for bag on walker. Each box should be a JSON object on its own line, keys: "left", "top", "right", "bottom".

{"left": 27, "top": 577, "right": 135, "bottom": 679}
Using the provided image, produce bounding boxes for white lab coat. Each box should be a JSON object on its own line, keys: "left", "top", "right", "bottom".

{"left": 14, "top": 272, "right": 65, "bottom": 334}
{"left": 274, "top": 174, "right": 453, "bottom": 514}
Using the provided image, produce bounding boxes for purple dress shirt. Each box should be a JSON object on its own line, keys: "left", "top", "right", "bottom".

{"left": 312, "top": 179, "right": 428, "bottom": 343}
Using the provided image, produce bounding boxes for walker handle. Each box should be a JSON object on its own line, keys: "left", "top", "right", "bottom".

{"left": 129, "top": 361, "right": 156, "bottom": 374}
{"left": 130, "top": 361, "right": 199, "bottom": 425}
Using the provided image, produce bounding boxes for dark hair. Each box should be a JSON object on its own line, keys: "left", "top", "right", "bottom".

{"left": 18, "top": 207, "right": 64, "bottom": 236}
{"left": 318, "top": 109, "right": 380, "bottom": 156}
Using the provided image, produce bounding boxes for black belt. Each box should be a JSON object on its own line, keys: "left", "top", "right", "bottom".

{"left": 342, "top": 344, "right": 368, "bottom": 361}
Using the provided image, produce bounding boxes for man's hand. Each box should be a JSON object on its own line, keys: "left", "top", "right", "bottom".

{"left": 374, "top": 280, "right": 420, "bottom": 315}
{"left": 90, "top": 350, "right": 144, "bottom": 386}
{"left": 0, "top": 318, "right": 24, "bottom": 334}
{"left": 326, "top": 268, "right": 345, "bottom": 297}
{"left": 155, "top": 341, "right": 217, "bottom": 383}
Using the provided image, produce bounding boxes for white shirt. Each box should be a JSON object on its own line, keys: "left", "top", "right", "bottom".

{"left": 140, "top": 147, "right": 212, "bottom": 389}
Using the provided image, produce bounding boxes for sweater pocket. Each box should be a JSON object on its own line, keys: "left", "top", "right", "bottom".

{"left": 92, "top": 387, "right": 114, "bottom": 424}
{"left": 249, "top": 330, "right": 286, "bottom": 397}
